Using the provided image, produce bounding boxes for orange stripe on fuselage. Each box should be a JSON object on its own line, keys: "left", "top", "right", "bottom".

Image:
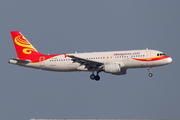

{"left": 132, "top": 55, "right": 169, "bottom": 61}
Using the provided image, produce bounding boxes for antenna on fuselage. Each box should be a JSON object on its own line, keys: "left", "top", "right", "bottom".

{"left": 146, "top": 48, "right": 148, "bottom": 50}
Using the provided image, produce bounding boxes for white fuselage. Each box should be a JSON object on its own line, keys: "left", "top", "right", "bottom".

{"left": 10, "top": 49, "right": 172, "bottom": 73}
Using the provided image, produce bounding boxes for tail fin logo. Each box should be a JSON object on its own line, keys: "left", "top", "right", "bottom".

{"left": 14, "top": 35, "right": 37, "bottom": 54}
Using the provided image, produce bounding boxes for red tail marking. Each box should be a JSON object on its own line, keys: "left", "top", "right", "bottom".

{"left": 11, "top": 31, "right": 61, "bottom": 63}
{"left": 11, "top": 31, "right": 43, "bottom": 59}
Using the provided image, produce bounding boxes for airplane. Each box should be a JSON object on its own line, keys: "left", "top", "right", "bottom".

{"left": 9, "top": 31, "right": 172, "bottom": 81}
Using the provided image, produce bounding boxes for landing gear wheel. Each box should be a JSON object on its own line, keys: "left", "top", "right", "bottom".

{"left": 94, "top": 75, "right": 100, "bottom": 81}
{"left": 90, "top": 71, "right": 101, "bottom": 81}
{"left": 148, "top": 67, "right": 153, "bottom": 77}
{"left": 149, "top": 73, "right": 153, "bottom": 77}
{"left": 90, "top": 74, "right": 95, "bottom": 80}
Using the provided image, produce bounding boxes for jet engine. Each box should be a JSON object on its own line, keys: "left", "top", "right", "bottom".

{"left": 104, "top": 63, "right": 126, "bottom": 75}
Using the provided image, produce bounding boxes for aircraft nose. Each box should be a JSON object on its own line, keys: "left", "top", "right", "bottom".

{"left": 167, "top": 57, "right": 172, "bottom": 63}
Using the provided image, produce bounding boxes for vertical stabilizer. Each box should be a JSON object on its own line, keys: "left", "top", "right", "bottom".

{"left": 11, "top": 31, "right": 43, "bottom": 59}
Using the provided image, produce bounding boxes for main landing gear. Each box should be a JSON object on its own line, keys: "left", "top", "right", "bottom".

{"left": 148, "top": 67, "right": 153, "bottom": 77}
{"left": 90, "top": 71, "right": 100, "bottom": 81}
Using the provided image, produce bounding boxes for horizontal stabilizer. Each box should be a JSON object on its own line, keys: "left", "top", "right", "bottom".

{"left": 9, "top": 58, "right": 31, "bottom": 64}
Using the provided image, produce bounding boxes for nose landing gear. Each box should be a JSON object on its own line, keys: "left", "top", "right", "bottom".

{"left": 148, "top": 67, "right": 153, "bottom": 77}
{"left": 90, "top": 71, "right": 100, "bottom": 81}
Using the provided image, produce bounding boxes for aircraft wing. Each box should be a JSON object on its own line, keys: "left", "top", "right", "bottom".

{"left": 67, "top": 55, "right": 104, "bottom": 68}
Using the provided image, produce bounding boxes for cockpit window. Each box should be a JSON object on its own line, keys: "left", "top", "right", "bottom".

{"left": 157, "top": 53, "right": 165, "bottom": 56}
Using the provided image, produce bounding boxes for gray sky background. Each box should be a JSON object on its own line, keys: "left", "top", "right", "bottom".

{"left": 0, "top": 0, "right": 180, "bottom": 120}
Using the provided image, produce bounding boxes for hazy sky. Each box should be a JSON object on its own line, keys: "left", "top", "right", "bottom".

{"left": 1, "top": 1, "right": 180, "bottom": 120}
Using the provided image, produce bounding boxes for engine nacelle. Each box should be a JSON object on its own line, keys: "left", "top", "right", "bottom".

{"left": 104, "top": 63, "right": 121, "bottom": 74}
{"left": 104, "top": 63, "right": 127, "bottom": 75}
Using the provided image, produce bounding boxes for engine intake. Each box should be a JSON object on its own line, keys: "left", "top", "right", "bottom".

{"left": 104, "top": 63, "right": 126, "bottom": 75}
{"left": 104, "top": 63, "right": 120, "bottom": 73}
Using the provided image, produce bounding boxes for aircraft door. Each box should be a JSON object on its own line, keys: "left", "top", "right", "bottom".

{"left": 39, "top": 56, "right": 45, "bottom": 66}
{"left": 146, "top": 51, "right": 151, "bottom": 60}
